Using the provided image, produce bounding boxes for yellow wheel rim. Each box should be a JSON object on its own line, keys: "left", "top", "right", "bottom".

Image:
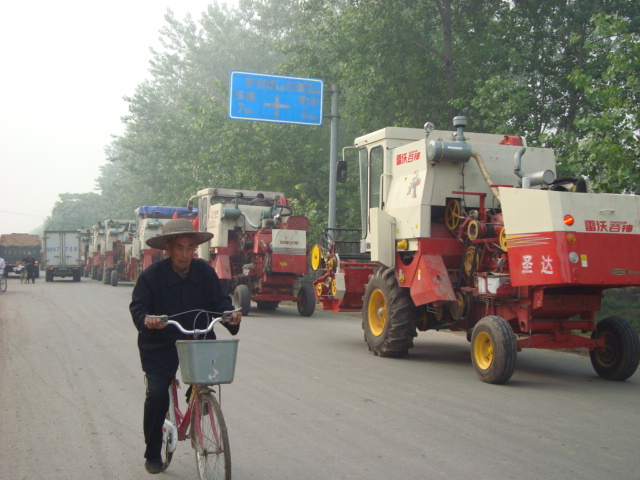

{"left": 310, "top": 244, "right": 323, "bottom": 270}
{"left": 367, "top": 289, "right": 387, "bottom": 336}
{"left": 473, "top": 331, "right": 493, "bottom": 370}
{"left": 450, "top": 291, "right": 465, "bottom": 320}
{"left": 464, "top": 246, "right": 479, "bottom": 275}
{"left": 331, "top": 279, "right": 337, "bottom": 296}
{"left": 445, "top": 199, "right": 462, "bottom": 231}
{"left": 467, "top": 220, "right": 479, "bottom": 240}
{"left": 499, "top": 228, "right": 508, "bottom": 251}
{"left": 316, "top": 283, "right": 324, "bottom": 296}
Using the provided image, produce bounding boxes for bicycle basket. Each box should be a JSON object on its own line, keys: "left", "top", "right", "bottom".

{"left": 176, "top": 339, "right": 239, "bottom": 385}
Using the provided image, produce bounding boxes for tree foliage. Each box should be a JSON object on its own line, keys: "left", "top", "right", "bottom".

{"left": 42, "top": 0, "right": 639, "bottom": 240}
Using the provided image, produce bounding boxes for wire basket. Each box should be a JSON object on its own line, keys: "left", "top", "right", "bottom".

{"left": 176, "top": 339, "right": 239, "bottom": 385}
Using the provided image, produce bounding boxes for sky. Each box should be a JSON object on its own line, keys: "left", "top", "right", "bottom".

{"left": 0, "top": 0, "right": 236, "bottom": 236}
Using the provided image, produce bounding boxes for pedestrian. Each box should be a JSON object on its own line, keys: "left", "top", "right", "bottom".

{"left": 21, "top": 253, "right": 36, "bottom": 283}
{"left": 129, "top": 218, "right": 241, "bottom": 474}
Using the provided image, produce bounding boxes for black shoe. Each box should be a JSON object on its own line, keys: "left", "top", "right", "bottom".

{"left": 144, "top": 457, "right": 164, "bottom": 474}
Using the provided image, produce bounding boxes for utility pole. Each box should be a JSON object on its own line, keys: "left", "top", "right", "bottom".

{"left": 325, "top": 85, "right": 340, "bottom": 233}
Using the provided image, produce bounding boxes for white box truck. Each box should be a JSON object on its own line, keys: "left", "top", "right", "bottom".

{"left": 43, "top": 231, "right": 83, "bottom": 282}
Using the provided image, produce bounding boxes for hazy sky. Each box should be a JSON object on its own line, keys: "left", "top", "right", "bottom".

{"left": 0, "top": 0, "right": 234, "bottom": 235}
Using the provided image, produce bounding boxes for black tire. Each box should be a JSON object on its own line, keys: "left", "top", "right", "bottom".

{"left": 45, "top": 270, "right": 54, "bottom": 282}
{"left": 91, "top": 266, "right": 98, "bottom": 280}
{"left": 111, "top": 269, "right": 119, "bottom": 287}
{"left": 73, "top": 270, "right": 82, "bottom": 282}
{"left": 297, "top": 285, "right": 316, "bottom": 317}
{"left": 256, "top": 301, "right": 279, "bottom": 311}
{"left": 590, "top": 316, "right": 640, "bottom": 381}
{"left": 233, "top": 285, "right": 251, "bottom": 316}
{"left": 362, "top": 268, "right": 416, "bottom": 357}
{"left": 471, "top": 316, "right": 517, "bottom": 384}
{"left": 0, "top": 277, "right": 7, "bottom": 292}
{"left": 191, "top": 392, "right": 231, "bottom": 480}
{"left": 103, "top": 268, "right": 112, "bottom": 284}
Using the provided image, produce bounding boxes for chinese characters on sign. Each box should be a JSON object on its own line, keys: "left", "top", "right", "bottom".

{"left": 521, "top": 254, "right": 554, "bottom": 275}
{"left": 396, "top": 150, "right": 421, "bottom": 165}
{"left": 228, "top": 71, "right": 324, "bottom": 126}
{"left": 584, "top": 220, "right": 634, "bottom": 232}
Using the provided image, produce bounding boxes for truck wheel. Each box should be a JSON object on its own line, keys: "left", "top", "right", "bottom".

{"left": 233, "top": 285, "right": 251, "bottom": 316}
{"left": 471, "top": 316, "right": 516, "bottom": 384}
{"left": 103, "top": 268, "right": 112, "bottom": 284}
{"left": 73, "top": 270, "right": 81, "bottom": 282}
{"left": 111, "top": 269, "right": 119, "bottom": 287}
{"left": 297, "top": 285, "right": 316, "bottom": 317}
{"left": 45, "top": 270, "right": 54, "bottom": 282}
{"left": 257, "top": 301, "right": 279, "bottom": 311}
{"left": 91, "top": 266, "right": 98, "bottom": 280}
{"left": 590, "top": 316, "right": 640, "bottom": 381}
{"left": 362, "top": 268, "right": 417, "bottom": 357}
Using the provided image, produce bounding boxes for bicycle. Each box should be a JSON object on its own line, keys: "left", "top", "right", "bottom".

{"left": 18, "top": 265, "right": 29, "bottom": 284}
{"left": 149, "top": 309, "right": 240, "bottom": 480}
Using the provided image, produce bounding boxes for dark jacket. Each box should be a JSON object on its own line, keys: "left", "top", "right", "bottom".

{"left": 130, "top": 258, "right": 238, "bottom": 376}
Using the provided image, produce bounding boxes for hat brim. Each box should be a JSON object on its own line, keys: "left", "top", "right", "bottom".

{"left": 146, "top": 231, "right": 213, "bottom": 250}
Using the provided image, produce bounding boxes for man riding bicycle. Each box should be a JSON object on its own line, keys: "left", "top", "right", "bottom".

{"left": 21, "top": 253, "right": 36, "bottom": 283}
{"left": 129, "top": 218, "right": 241, "bottom": 474}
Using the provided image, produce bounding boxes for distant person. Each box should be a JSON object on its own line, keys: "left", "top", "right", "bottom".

{"left": 250, "top": 192, "right": 270, "bottom": 206}
{"left": 21, "top": 253, "right": 36, "bottom": 283}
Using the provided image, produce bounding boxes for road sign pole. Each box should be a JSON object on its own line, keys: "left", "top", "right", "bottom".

{"left": 326, "top": 85, "right": 340, "bottom": 234}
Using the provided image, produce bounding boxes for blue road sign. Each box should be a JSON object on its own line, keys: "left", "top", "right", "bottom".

{"left": 228, "top": 71, "right": 324, "bottom": 126}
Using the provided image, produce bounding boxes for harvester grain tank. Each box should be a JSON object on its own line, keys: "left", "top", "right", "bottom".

{"left": 187, "top": 188, "right": 315, "bottom": 316}
{"left": 312, "top": 117, "right": 640, "bottom": 384}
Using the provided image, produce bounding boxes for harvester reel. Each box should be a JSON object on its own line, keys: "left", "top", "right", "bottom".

{"left": 445, "top": 199, "right": 462, "bottom": 231}
{"left": 310, "top": 244, "right": 325, "bottom": 271}
{"left": 449, "top": 291, "right": 471, "bottom": 321}
{"left": 499, "top": 228, "right": 508, "bottom": 251}
{"left": 463, "top": 246, "right": 480, "bottom": 276}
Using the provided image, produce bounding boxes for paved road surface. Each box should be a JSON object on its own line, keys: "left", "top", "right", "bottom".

{"left": 1, "top": 278, "right": 639, "bottom": 479}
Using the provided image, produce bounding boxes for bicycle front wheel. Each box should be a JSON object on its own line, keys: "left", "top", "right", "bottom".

{"left": 0, "top": 277, "right": 6, "bottom": 292}
{"left": 191, "top": 391, "right": 231, "bottom": 480}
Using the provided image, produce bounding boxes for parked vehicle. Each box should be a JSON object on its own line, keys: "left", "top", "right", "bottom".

{"left": 0, "top": 233, "right": 41, "bottom": 278}
{"left": 188, "top": 188, "right": 314, "bottom": 316}
{"left": 109, "top": 206, "right": 197, "bottom": 286}
{"left": 43, "top": 231, "right": 83, "bottom": 282}
{"left": 312, "top": 117, "right": 640, "bottom": 383}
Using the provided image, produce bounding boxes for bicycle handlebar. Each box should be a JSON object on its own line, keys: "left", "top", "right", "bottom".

{"left": 146, "top": 308, "right": 241, "bottom": 335}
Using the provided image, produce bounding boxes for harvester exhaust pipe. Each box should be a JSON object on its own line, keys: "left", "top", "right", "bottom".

{"left": 426, "top": 116, "right": 501, "bottom": 202}
{"left": 514, "top": 147, "right": 555, "bottom": 189}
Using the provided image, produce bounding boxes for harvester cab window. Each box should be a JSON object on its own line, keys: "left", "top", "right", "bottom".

{"left": 369, "top": 146, "right": 384, "bottom": 210}
{"left": 358, "top": 148, "right": 368, "bottom": 236}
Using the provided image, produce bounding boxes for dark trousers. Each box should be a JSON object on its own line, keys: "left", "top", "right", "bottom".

{"left": 143, "top": 373, "right": 173, "bottom": 459}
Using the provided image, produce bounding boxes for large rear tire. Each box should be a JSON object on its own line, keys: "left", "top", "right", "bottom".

{"left": 470, "top": 316, "right": 516, "bottom": 384}
{"left": 362, "top": 268, "right": 416, "bottom": 357}
{"left": 297, "top": 285, "right": 316, "bottom": 317}
{"left": 103, "top": 267, "right": 112, "bottom": 284}
{"left": 233, "top": 285, "right": 251, "bottom": 316}
{"left": 590, "top": 316, "right": 640, "bottom": 381}
{"left": 111, "top": 269, "right": 119, "bottom": 287}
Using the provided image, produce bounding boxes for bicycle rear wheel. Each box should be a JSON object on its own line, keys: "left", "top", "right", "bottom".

{"left": 1, "top": 277, "right": 6, "bottom": 292}
{"left": 161, "top": 412, "right": 174, "bottom": 470}
{"left": 191, "top": 391, "right": 230, "bottom": 480}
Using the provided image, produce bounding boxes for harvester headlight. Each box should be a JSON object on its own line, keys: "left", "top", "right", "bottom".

{"left": 563, "top": 214, "right": 575, "bottom": 226}
{"left": 568, "top": 251, "right": 579, "bottom": 264}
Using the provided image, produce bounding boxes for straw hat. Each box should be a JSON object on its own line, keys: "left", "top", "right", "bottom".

{"left": 146, "top": 218, "right": 213, "bottom": 250}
